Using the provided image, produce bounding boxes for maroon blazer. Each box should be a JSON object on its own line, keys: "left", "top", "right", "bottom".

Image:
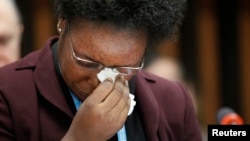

{"left": 0, "top": 37, "right": 202, "bottom": 141}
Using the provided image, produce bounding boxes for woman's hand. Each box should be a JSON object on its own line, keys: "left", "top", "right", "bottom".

{"left": 62, "top": 76, "right": 130, "bottom": 141}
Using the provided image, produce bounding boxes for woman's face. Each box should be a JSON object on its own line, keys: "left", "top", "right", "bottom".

{"left": 57, "top": 20, "right": 147, "bottom": 101}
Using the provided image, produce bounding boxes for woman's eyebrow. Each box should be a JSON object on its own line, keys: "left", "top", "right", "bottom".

{"left": 72, "top": 45, "right": 101, "bottom": 63}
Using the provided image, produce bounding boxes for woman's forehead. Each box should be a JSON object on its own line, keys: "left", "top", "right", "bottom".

{"left": 68, "top": 23, "right": 147, "bottom": 67}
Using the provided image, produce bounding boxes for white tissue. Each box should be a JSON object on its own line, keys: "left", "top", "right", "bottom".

{"left": 128, "top": 94, "right": 136, "bottom": 116}
{"left": 97, "top": 68, "right": 119, "bottom": 82}
{"left": 97, "top": 68, "right": 136, "bottom": 116}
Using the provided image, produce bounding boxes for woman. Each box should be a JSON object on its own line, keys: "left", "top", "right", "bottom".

{"left": 0, "top": 0, "right": 202, "bottom": 141}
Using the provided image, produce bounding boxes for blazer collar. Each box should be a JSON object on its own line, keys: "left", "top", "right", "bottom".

{"left": 135, "top": 71, "right": 159, "bottom": 141}
{"left": 33, "top": 37, "right": 74, "bottom": 118}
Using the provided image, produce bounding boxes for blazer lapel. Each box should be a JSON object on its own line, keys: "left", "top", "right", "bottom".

{"left": 34, "top": 39, "right": 74, "bottom": 119}
{"left": 135, "top": 71, "right": 160, "bottom": 141}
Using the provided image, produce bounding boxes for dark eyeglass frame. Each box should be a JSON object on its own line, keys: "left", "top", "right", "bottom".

{"left": 68, "top": 24, "right": 144, "bottom": 75}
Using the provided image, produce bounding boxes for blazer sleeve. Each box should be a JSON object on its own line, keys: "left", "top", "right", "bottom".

{"left": 178, "top": 83, "right": 203, "bottom": 141}
{"left": 0, "top": 92, "right": 15, "bottom": 141}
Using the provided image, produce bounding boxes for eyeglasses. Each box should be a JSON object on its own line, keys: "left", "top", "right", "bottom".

{"left": 68, "top": 27, "right": 144, "bottom": 75}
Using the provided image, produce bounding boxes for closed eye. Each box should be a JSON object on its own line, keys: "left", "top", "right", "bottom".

{"left": 74, "top": 59, "right": 101, "bottom": 69}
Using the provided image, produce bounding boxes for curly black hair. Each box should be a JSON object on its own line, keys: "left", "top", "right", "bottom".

{"left": 54, "top": 0, "right": 187, "bottom": 43}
